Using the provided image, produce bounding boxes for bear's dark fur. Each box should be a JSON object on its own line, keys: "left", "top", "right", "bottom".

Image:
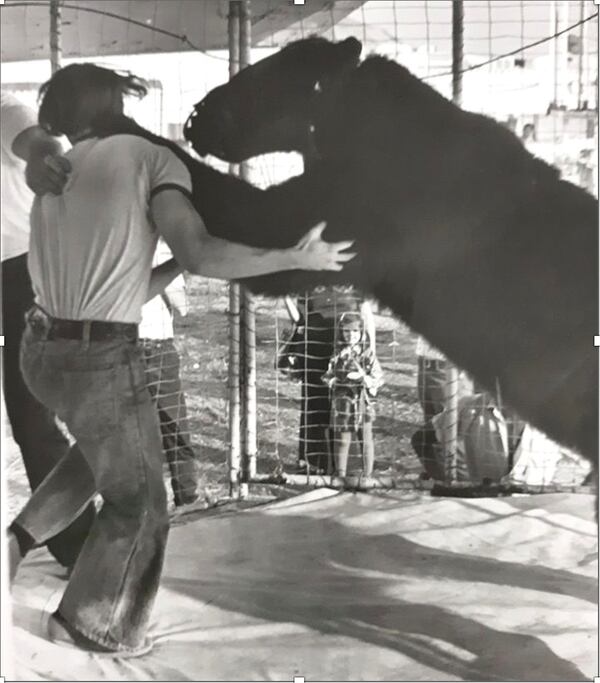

{"left": 182, "top": 37, "right": 598, "bottom": 473}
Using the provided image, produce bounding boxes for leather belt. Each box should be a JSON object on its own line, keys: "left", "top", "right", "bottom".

{"left": 26, "top": 306, "right": 138, "bottom": 342}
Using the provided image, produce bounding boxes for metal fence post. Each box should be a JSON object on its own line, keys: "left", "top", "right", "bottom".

{"left": 441, "top": 0, "right": 464, "bottom": 482}
{"left": 227, "top": 1, "right": 242, "bottom": 497}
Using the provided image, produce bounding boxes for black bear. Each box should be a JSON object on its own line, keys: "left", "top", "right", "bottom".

{"left": 184, "top": 36, "right": 598, "bottom": 476}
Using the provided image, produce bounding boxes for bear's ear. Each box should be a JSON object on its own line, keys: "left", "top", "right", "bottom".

{"left": 337, "top": 37, "right": 362, "bottom": 66}
{"left": 315, "top": 36, "right": 362, "bottom": 92}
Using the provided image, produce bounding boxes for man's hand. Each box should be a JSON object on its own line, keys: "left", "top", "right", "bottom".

{"left": 294, "top": 222, "right": 356, "bottom": 272}
{"left": 152, "top": 191, "right": 354, "bottom": 280}
{"left": 26, "top": 153, "right": 71, "bottom": 196}
{"left": 11, "top": 124, "right": 70, "bottom": 196}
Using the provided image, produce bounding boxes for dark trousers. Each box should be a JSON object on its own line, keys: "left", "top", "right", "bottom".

{"left": 416, "top": 357, "right": 451, "bottom": 422}
{"left": 141, "top": 338, "right": 199, "bottom": 506}
{"left": 298, "top": 315, "right": 335, "bottom": 472}
{"left": 2, "top": 253, "right": 95, "bottom": 567}
{"left": 412, "top": 357, "right": 471, "bottom": 480}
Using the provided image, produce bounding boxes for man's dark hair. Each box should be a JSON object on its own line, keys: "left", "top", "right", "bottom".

{"left": 38, "top": 63, "right": 148, "bottom": 138}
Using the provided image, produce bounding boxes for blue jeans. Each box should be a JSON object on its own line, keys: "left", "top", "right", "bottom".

{"left": 15, "top": 320, "right": 169, "bottom": 652}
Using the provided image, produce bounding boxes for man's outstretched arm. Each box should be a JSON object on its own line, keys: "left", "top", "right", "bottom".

{"left": 151, "top": 189, "right": 355, "bottom": 281}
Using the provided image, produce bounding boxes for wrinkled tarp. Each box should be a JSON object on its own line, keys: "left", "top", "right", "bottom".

{"left": 9, "top": 489, "right": 598, "bottom": 681}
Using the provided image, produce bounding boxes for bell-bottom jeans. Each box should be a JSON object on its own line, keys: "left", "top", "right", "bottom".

{"left": 14, "top": 320, "right": 169, "bottom": 652}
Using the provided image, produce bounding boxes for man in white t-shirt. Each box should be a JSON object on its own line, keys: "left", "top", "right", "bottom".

{"left": 1, "top": 91, "right": 94, "bottom": 568}
{"left": 8, "top": 64, "right": 354, "bottom": 656}
{"left": 139, "top": 241, "right": 199, "bottom": 506}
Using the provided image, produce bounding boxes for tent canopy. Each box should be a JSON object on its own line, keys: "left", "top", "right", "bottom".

{"left": 0, "top": 0, "right": 364, "bottom": 63}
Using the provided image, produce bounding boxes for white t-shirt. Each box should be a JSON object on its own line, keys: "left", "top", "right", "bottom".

{"left": 29, "top": 134, "right": 192, "bottom": 323}
{"left": 139, "top": 295, "right": 175, "bottom": 340}
{"left": 1, "top": 91, "right": 38, "bottom": 261}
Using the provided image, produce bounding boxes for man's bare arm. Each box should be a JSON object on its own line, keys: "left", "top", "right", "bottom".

{"left": 146, "top": 258, "right": 183, "bottom": 302}
{"left": 150, "top": 189, "right": 355, "bottom": 280}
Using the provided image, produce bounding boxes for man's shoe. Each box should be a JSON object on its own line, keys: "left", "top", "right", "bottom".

{"left": 48, "top": 612, "right": 153, "bottom": 657}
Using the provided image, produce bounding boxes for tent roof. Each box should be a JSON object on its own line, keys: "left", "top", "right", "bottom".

{"left": 0, "top": 0, "right": 365, "bottom": 63}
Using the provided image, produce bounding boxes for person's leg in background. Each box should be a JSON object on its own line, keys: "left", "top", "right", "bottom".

{"left": 2, "top": 254, "right": 94, "bottom": 569}
{"left": 158, "top": 405, "right": 199, "bottom": 506}
{"left": 360, "top": 421, "right": 375, "bottom": 477}
{"left": 412, "top": 356, "right": 448, "bottom": 480}
{"left": 330, "top": 393, "right": 354, "bottom": 478}
{"left": 142, "top": 339, "right": 199, "bottom": 507}
{"left": 417, "top": 356, "right": 447, "bottom": 422}
{"left": 298, "top": 315, "right": 335, "bottom": 473}
{"left": 332, "top": 431, "right": 352, "bottom": 477}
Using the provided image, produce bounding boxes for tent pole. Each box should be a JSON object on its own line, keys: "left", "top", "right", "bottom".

{"left": 49, "top": 0, "right": 62, "bottom": 74}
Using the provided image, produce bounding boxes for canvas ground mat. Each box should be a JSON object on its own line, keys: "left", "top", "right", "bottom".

{"left": 7, "top": 488, "right": 598, "bottom": 681}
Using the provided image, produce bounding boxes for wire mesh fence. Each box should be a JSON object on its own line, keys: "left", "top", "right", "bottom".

{"left": 253, "top": 289, "right": 592, "bottom": 493}
{"left": 1, "top": 0, "right": 596, "bottom": 514}
{"left": 261, "top": 290, "right": 424, "bottom": 485}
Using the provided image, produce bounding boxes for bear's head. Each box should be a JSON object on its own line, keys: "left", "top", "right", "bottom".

{"left": 184, "top": 36, "right": 362, "bottom": 162}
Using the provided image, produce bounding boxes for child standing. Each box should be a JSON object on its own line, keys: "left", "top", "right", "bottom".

{"left": 322, "top": 312, "right": 383, "bottom": 482}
